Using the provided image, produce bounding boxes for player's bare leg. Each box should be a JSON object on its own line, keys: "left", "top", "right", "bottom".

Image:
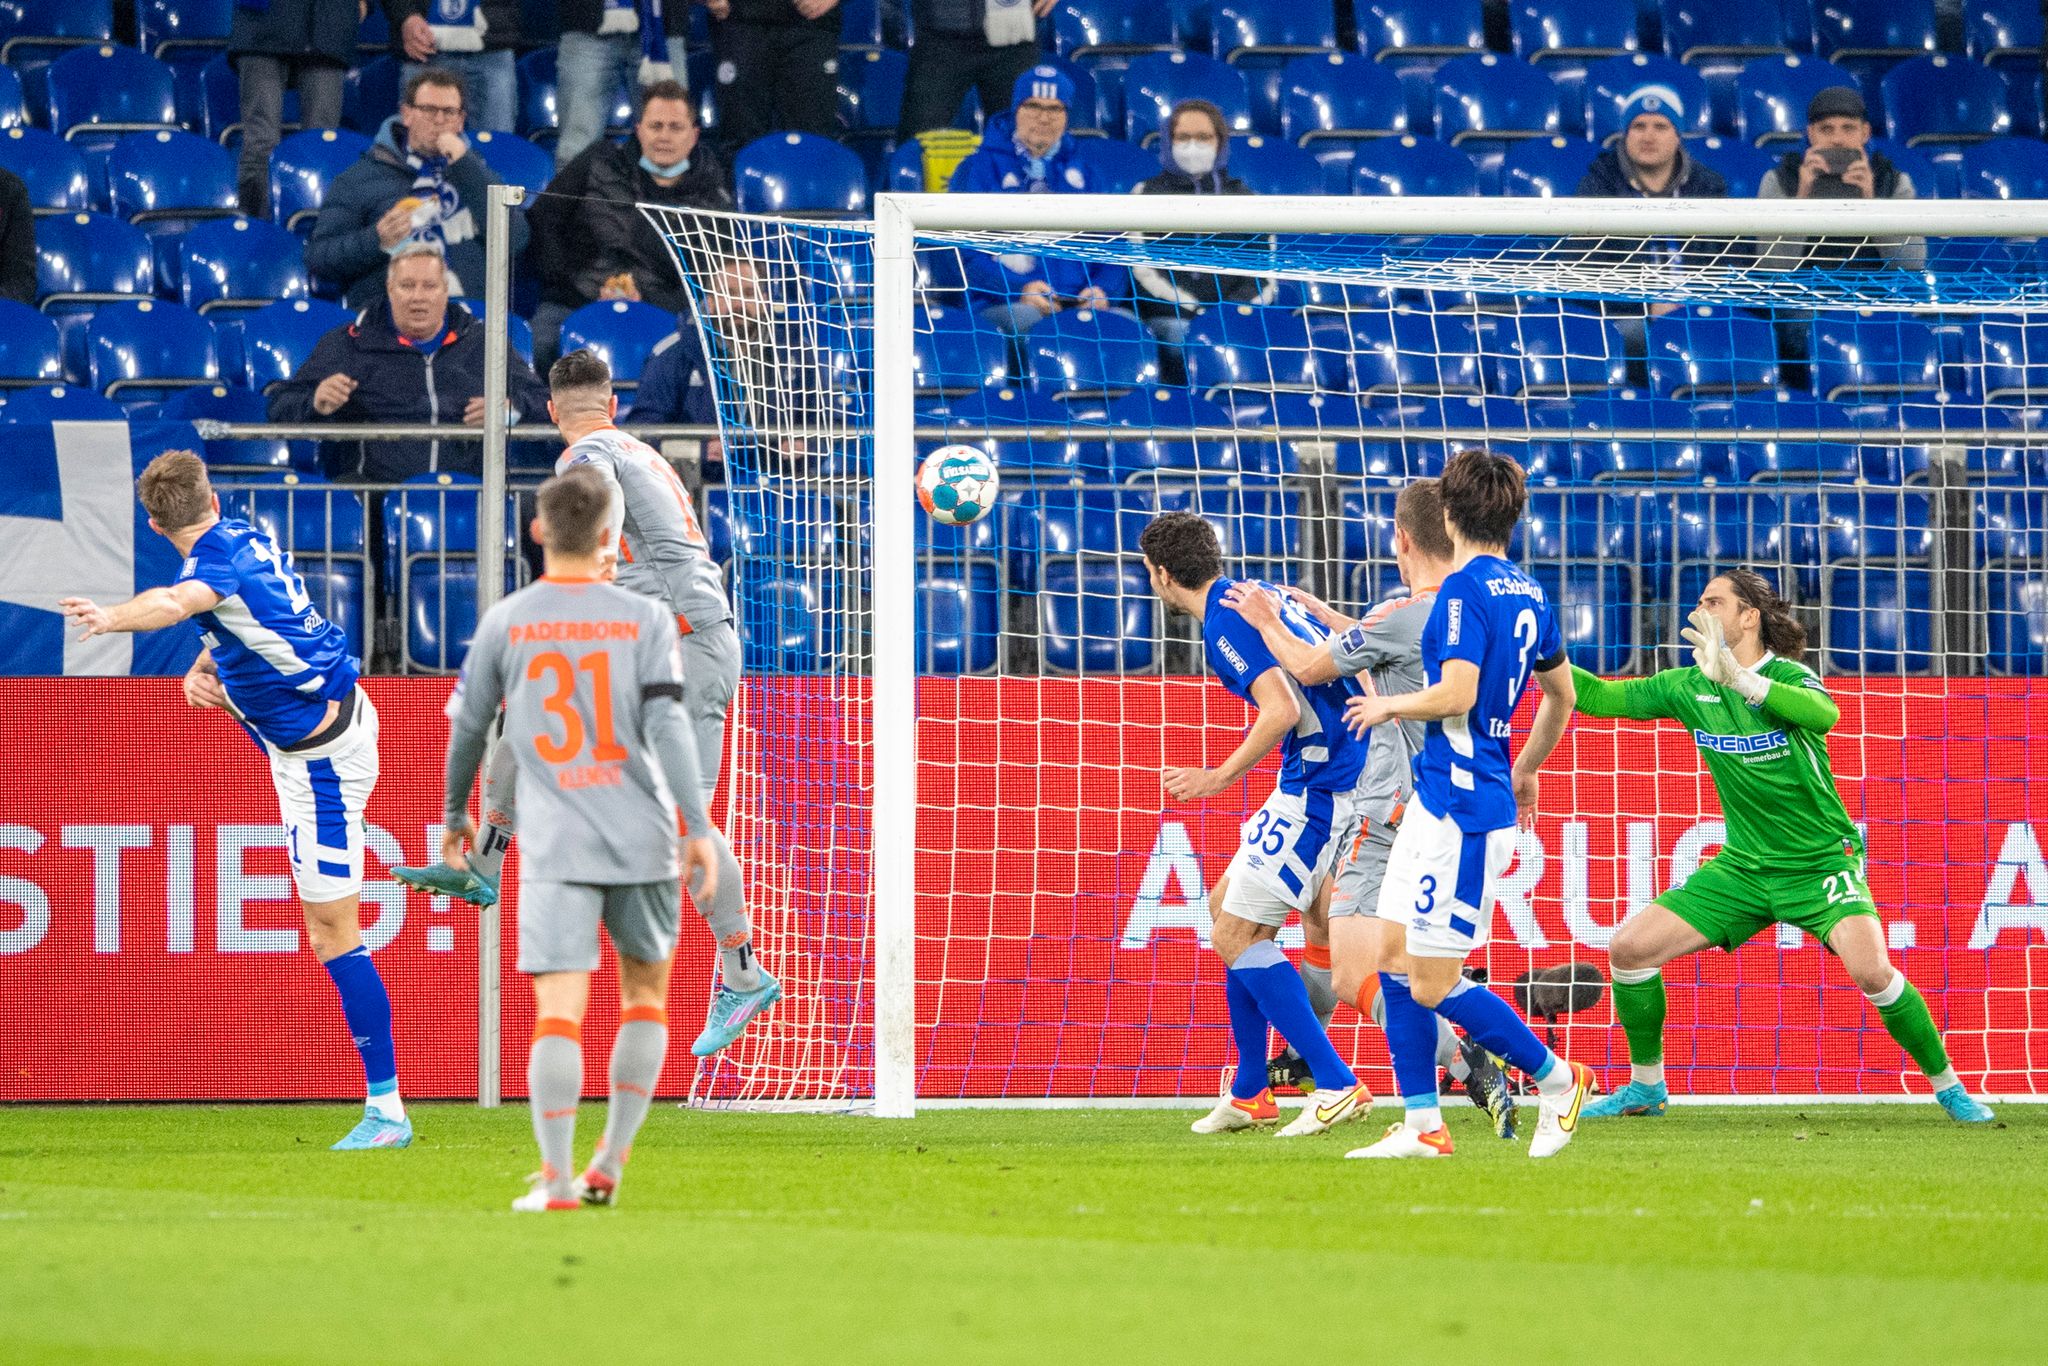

{"left": 1826, "top": 916, "right": 1993, "bottom": 1124}
{"left": 1585, "top": 906, "right": 1711, "bottom": 1118}
{"left": 516, "top": 969, "right": 593, "bottom": 1212}
{"left": 305, "top": 893, "right": 411, "bottom": 1150}
{"left": 579, "top": 950, "right": 678, "bottom": 1205}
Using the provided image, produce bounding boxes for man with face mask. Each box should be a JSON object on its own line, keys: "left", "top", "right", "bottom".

{"left": 948, "top": 65, "right": 1130, "bottom": 332}
{"left": 1130, "top": 99, "right": 1275, "bottom": 345}
{"left": 528, "top": 80, "right": 735, "bottom": 369}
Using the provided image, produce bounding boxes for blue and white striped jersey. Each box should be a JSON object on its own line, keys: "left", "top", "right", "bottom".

{"left": 1203, "top": 579, "right": 1368, "bottom": 795}
{"left": 178, "top": 518, "right": 359, "bottom": 747}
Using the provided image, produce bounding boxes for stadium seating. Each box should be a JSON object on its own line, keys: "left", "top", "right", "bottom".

{"left": 85, "top": 299, "right": 220, "bottom": 405}
{"left": 341, "top": 52, "right": 400, "bottom": 135}
{"left": 1510, "top": 0, "right": 1639, "bottom": 66}
{"left": 733, "top": 563, "right": 829, "bottom": 673}
{"left": 916, "top": 560, "right": 1001, "bottom": 674}
{"left": 197, "top": 50, "right": 297, "bottom": 148}
{"left": 268, "top": 129, "right": 374, "bottom": 237}
{"left": 0, "top": 126, "right": 89, "bottom": 212}
{"left": 1039, "top": 558, "right": 1155, "bottom": 673}
{"left": 0, "top": 0, "right": 113, "bottom": 67}
{"left": 1881, "top": 56, "right": 2012, "bottom": 150}
{"left": 1349, "top": 310, "right": 1484, "bottom": 395}
{"left": 1048, "top": 2, "right": 1182, "bottom": 64}
{"left": 515, "top": 47, "right": 632, "bottom": 143}
{"left": 1967, "top": 1, "right": 2044, "bottom": 72}
{"left": 1987, "top": 568, "right": 2048, "bottom": 672}
{"left": 937, "top": 387, "right": 1081, "bottom": 489}
{"left": 155, "top": 383, "right": 307, "bottom": 473}
{"left": 912, "top": 307, "right": 1008, "bottom": 397}
{"left": 237, "top": 297, "right": 353, "bottom": 393}
{"left": 1484, "top": 309, "right": 1626, "bottom": 397}
{"left": 1584, "top": 53, "right": 1712, "bottom": 143}
{"left": 1645, "top": 306, "right": 1780, "bottom": 397}
{"left": 557, "top": 299, "right": 677, "bottom": 390}
{"left": 0, "top": 383, "right": 126, "bottom": 421}
{"left": 735, "top": 133, "right": 868, "bottom": 215}
{"left": 1122, "top": 52, "right": 1252, "bottom": 144}
{"left": 1432, "top": 53, "right": 1562, "bottom": 175}
{"left": 44, "top": 45, "right": 180, "bottom": 153}
{"left": 1496, "top": 136, "right": 1598, "bottom": 195}
{"left": 468, "top": 130, "right": 555, "bottom": 195}
{"left": 839, "top": 47, "right": 906, "bottom": 137}
{"left": 1280, "top": 52, "right": 1408, "bottom": 149}
{"left": 1349, "top": 135, "right": 1480, "bottom": 196}
{"left": 1968, "top": 317, "right": 2048, "bottom": 403}
{"left": 1183, "top": 306, "right": 1323, "bottom": 398}
{"left": 1697, "top": 135, "right": 1782, "bottom": 196}
{"left": 0, "top": 66, "right": 24, "bottom": 128}
{"left": 1022, "top": 308, "right": 1160, "bottom": 400}
{"left": 1735, "top": 54, "right": 1862, "bottom": 147}
{"left": 1078, "top": 386, "right": 1244, "bottom": 482}
{"left": 139, "top": 0, "right": 232, "bottom": 60}
{"left": 180, "top": 217, "right": 311, "bottom": 314}
{"left": 0, "top": 299, "right": 63, "bottom": 386}
{"left": 1568, "top": 396, "right": 1722, "bottom": 482}
{"left": 1225, "top": 134, "right": 1326, "bottom": 194}
{"left": 1825, "top": 567, "right": 1937, "bottom": 673}
{"left": 1808, "top": 313, "right": 1944, "bottom": 402}
{"left": 1961, "top": 136, "right": 2048, "bottom": 197}
{"left": 1071, "top": 136, "right": 1157, "bottom": 193}
{"left": 35, "top": 211, "right": 154, "bottom": 379}
{"left": 107, "top": 131, "right": 239, "bottom": 227}
{"left": 1351, "top": 1, "right": 1486, "bottom": 63}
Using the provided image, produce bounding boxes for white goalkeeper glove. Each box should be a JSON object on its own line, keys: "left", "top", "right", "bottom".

{"left": 1681, "top": 607, "right": 1768, "bottom": 704}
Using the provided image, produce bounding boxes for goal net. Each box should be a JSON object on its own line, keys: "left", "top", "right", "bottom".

{"left": 645, "top": 195, "right": 2048, "bottom": 1113}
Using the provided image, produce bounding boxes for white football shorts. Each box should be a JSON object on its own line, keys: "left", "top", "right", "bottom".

{"left": 1375, "top": 797, "right": 1514, "bottom": 959}
{"left": 264, "top": 689, "right": 380, "bottom": 903}
{"left": 1221, "top": 786, "right": 1355, "bottom": 927}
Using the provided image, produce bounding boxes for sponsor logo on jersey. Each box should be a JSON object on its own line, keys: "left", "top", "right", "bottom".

{"left": 1695, "top": 694, "right": 1721, "bottom": 703}
{"left": 180, "top": 557, "right": 196, "bottom": 578}
{"left": 1483, "top": 577, "right": 1544, "bottom": 600}
{"left": 1692, "top": 728, "right": 1788, "bottom": 755}
{"left": 1340, "top": 626, "right": 1367, "bottom": 656}
{"left": 1446, "top": 599, "right": 1463, "bottom": 644}
{"left": 1487, "top": 718, "right": 1512, "bottom": 739}
{"left": 1217, "top": 636, "right": 1247, "bottom": 674}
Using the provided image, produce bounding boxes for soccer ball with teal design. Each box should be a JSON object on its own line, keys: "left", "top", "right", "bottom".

{"left": 917, "top": 445, "right": 1000, "bottom": 526}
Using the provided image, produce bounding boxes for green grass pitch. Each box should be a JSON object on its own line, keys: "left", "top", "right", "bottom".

{"left": 2, "top": 1103, "right": 2042, "bottom": 1365}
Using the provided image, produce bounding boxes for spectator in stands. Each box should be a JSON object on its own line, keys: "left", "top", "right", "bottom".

{"left": 267, "top": 245, "right": 549, "bottom": 482}
{"left": 228, "top": 0, "right": 357, "bottom": 218}
{"left": 382, "top": 1, "right": 522, "bottom": 134}
{"left": 899, "top": 1, "right": 1054, "bottom": 138}
{"left": 1129, "top": 99, "right": 1275, "bottom": 345}
{"left": 529, "top": 79, "right": 734, "bottom": 370}
{"left": 1577, "top": 87, "right": 1726, "bottom": 363}
{"left": 556, "top": 1, "right": 692, "bottom": 170}
{"left": 306, "top": 68, "right": 529, "bottom": 310}
{"left": 1757, "top": 86, "right": 1925, "bottom": 271}
{"left": 622, "top": 324, "right": 717, "bottom": 429}
{"left": 0, "top": 165, "right": 32, "bottom": 305}
{"left": 707, "top": 0, "right": 844, "bottom": 154}
{"left": 949, "top": 65, "right": 1129, "bottom": 333}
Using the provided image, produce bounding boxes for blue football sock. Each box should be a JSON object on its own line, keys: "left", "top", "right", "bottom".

{"left": 323, "top": 946, "right": 398, "bottom": 1094}
{"left": 1379, "top": 972, "right": 1443, "bottom": 1123}
{"left": 1231, "top": 941, "right": 1356, "bottom": 1091}
{"left": 1433, "top": 977, "right": 1557, "bottom": 1081}
{"left": 1224, "top": 966, "right": 1271, "bottom": 1100}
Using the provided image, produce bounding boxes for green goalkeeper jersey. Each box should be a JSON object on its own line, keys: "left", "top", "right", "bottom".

{"left": 1571, "top": 654, "right": 1860, "bottom": 872}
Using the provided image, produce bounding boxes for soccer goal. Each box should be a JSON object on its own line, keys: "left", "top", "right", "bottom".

{"left": 635, "top": 193, "right": 2048, "bottom": 1117}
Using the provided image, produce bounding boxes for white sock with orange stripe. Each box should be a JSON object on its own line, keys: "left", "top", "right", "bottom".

{"left": 595, "top": 1005, "right": 668, "bottom": 1181}
{"left": 529, "top": 1018, "right": 582, "bottom": 1201}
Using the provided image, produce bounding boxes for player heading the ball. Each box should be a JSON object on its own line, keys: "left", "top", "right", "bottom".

{"left": 1142, "top": 512, "right": 1373, "bottom": 1140}
{"left": 442, "top": 466, "right": 722, "bottom": 1211}
{"left": 1342, "top": 448, "right": 1592, "bottom": 1161}
{"left": 59, "top": 451, "right": 409, "bottom": 1151}
{"left": 1574, "top": 571, "right": 1995, "bottom": 1125}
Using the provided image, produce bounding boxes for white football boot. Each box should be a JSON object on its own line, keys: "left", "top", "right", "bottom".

{"left": 1345, "top": 1121, "right": 1456, "bottom": 1159}
{"left": 1275, "top": 1082, "right": 1372, "bottom": 1137}
{"left": 1527, "top": 1060, "right": 1594, "bottom": 1159}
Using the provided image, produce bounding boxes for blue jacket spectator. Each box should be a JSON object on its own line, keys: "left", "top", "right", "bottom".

{"left": 268, "top": 246, "right": 549, "bottom": 482}
{"left": 1576, "top": 87, "right": 1726, "bottom": 198}
{"left": 305, "top": 67, "right": 528, "bottom": 310}
{"left": 948, "top": 65, "right": 1128, "bottom": 331}
{"left": 623, "top": 326, "right": 717, "bottom": 428}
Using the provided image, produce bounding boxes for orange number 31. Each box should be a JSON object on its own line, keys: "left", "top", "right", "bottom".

{"left": 527, "top": 650, "right": 629, "bottom": 764}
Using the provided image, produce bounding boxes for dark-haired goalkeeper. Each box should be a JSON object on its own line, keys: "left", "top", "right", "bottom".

{"left": 1575, "top": 570, "right": 1993, "bottom": 1124}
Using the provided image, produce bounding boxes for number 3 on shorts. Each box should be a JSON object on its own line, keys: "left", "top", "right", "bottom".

{"left": 1415, "top": 873, "right": 1437, "bottom": 916}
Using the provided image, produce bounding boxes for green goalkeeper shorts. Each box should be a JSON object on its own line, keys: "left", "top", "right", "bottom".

{"left": 1656, "top": 851, "right": 1879, "bottom": 953}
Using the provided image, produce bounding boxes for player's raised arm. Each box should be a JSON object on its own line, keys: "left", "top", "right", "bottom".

{"left": 1219, "top": 582, "right": 1342, "bottom": 685}
{"left": 59, "top": 580, "right": 220, "bottom": 638}
{"left": 1569, "top": 665, "right": 1678, "bottom": 721}
{"left": 1686, "top": 573, "right": 1840, "bottom": 734}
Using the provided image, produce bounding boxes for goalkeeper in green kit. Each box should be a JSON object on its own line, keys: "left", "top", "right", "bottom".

{"left": 1574, "top": 571, "right": 1994, "bottom": 1124}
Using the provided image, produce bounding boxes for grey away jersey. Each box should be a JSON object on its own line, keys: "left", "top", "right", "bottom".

{"left": 1327, "top": 586, "right": 1436, "bottom": 824}
{"left": 558, "top": 425, "right": 731, "bottom": 632}
{"left": 445, "top": 577, "right": 711, "bottom": 885}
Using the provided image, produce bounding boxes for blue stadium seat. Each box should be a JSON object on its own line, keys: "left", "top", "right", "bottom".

{"left": 726, "top": 487, "right": 842, "bottom": 564}
{"left": 1484, "top": 308, "right": 1625, "bottom": 397}
{"left": 1968, "top": 316, "right": 2048, "bottom": 403}
{"left": 468, "top": 130, "right": 554, "bottom": 195}
{"left": 1330, "top": 399, "right": 1465, "bottom": 484}
{"left": 1182, "top": 305, "right": 1322, "bottom": 397}
{"left": 1732, "top": 427, "right": 1862, "bottom": 484}
{"left": 1071, "top": 136, "right": 1157, "bottom": 193}
{"left": 1660, "top": 0, "right": 1787, "bottom": 63}
{"left": 0, "top": 0, "right": 113, "bottom": 66}
{"left": 1432, "top": 54, "right": 1562, "bottom": 166}
{"left": 0, "top": 126, "right": 89, "bottom": 213}
{"left": 1279, "top": 51, "right": 1407, "bottom": 154}
{"left": 45, "top": 45, "right": 180, "bottom": 152}
{"left": 380, "top": 471, "right": 520, "bottom": 594}
{"left": 915, "top": 561, "right": 1001, "bottom": 675}
{"left": 839, "top": 47, "right": 906, "bottom": 133}
{"left": 1022, "top": 308, "right": 1160, "bottom": 400}
{"left": 107, "top": 131, "right": 238, "bottom": 227}
{"left": 1987, "top": 567, "right": 2048, "bottom": 673}
{"left": 1961, "top": 137, "right": 2048, "bottom": 198}
{"left": 0, "top": 67, "right": 26, "bottom": 130}
{"left": 0, "top": 299, "right": 63, "bottom": 386}
{"left": 558, "top": 300, "right": 677, "bottom": 390}
{"left": 239, "top": 297, "right": 352, "bottom": 393}
{"left": 1644, "top": 306, "right": 1779, "bottom": 397}
{"left": 936, "top": 391, "right": 1081, "bottom": 495}
{"left": 139, "top": 0, "right": 232, "bottom": 59}
{"left": 735, "top": 564, "right": 828, "bottom": 673}
{"left": 1497, "top": 136, "right": 1600, "bottom": 195}
{"left": 1691, "top": 135, "right": 1780, "bottom": 195}
{"left": 1226, "top": 134, "right": 1326, "bottom": 194}
{"left": 913, "top": 306, "right": 1008, "bottom": 396}
{"left": 1584, "top": 53, "right": 1713, "bottom": 143}
{"left": 1825, "top": 567, "right": 1936, "bottom": 673}
{"left": 1568, "top": 396, "right": 1722, "bottom": 482}
{"left": 35, "top": 210, "right": 154, "bottom": 380}
{"left": 1209, "top": 2, "right": 1337, "bottom": 67}
{"left": 342, "top": 52, "right": 403, "bottom": 135}
{"left": 1039, "top": 558, "right": 1155, "bottom": 673}
{"left": 1350, "top": 135, "right": 1479, "bottom": 195}
{"left": 735, "top": 132, "right": 868, "bottom": 215}
{"left": 1809, "top": 312, "right": 1943, "bottom": 401}
{"left": 1349, "top": 309, "right": 1483, "bottom": 395}
{"left": 269, "top": 129, "right": 373, "bottom": 236}
{"left": 1048, "top": 2, "right": 1182, "bottom": 64}
{"left": 1967, "top": 1, "right": 2044, "bottom": 73}
{"left": 221, "top": 473, "right": 367, "bottom": 556}
{"left": 1881, "top": 55, "right": 2012, "bottom": 149}
{"left": 404, "top": 563, "right": 481, "bottom": 672}
{"left": 1510, "top": 0, "right": 1639, "bottom": 136}
{"left": 1525, "top": 561, "right": 1633, "bottom": 674}
{"left": 85, "top": 299, "right": 220, "bottom": 404}
{"left": 1863, "top": 137, "right": 1943, "bottom": 198}
{"left": 157, "top": 383, "right": 309, "bottom": 472}
{"left": 1352, "top": 1, "right": 1486, "bottom": 62}
{"left": 1083, "top": 386, "right": 1244, "bottom": 482}
{"left": 180, "top": 217, "right": 310, "bottom": 314}
{"left": 1736, "top": 54, "right": 1861, "bottom": 146}
{"left": 838, "top": 0, "right": 884, "bottom": 50}
{"left": 1811, "top": 1, "right": 1938, "bottom": 71}
{"left": 1122, "top": 52, "right": 1252, "bottom": 144}
{"left": 0, "top": 383, "right": 126, "bottom": 421}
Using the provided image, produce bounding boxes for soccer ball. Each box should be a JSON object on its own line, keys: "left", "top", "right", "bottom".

{"left": 916, "top": 444, "right": 1000, "bottom": 526}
